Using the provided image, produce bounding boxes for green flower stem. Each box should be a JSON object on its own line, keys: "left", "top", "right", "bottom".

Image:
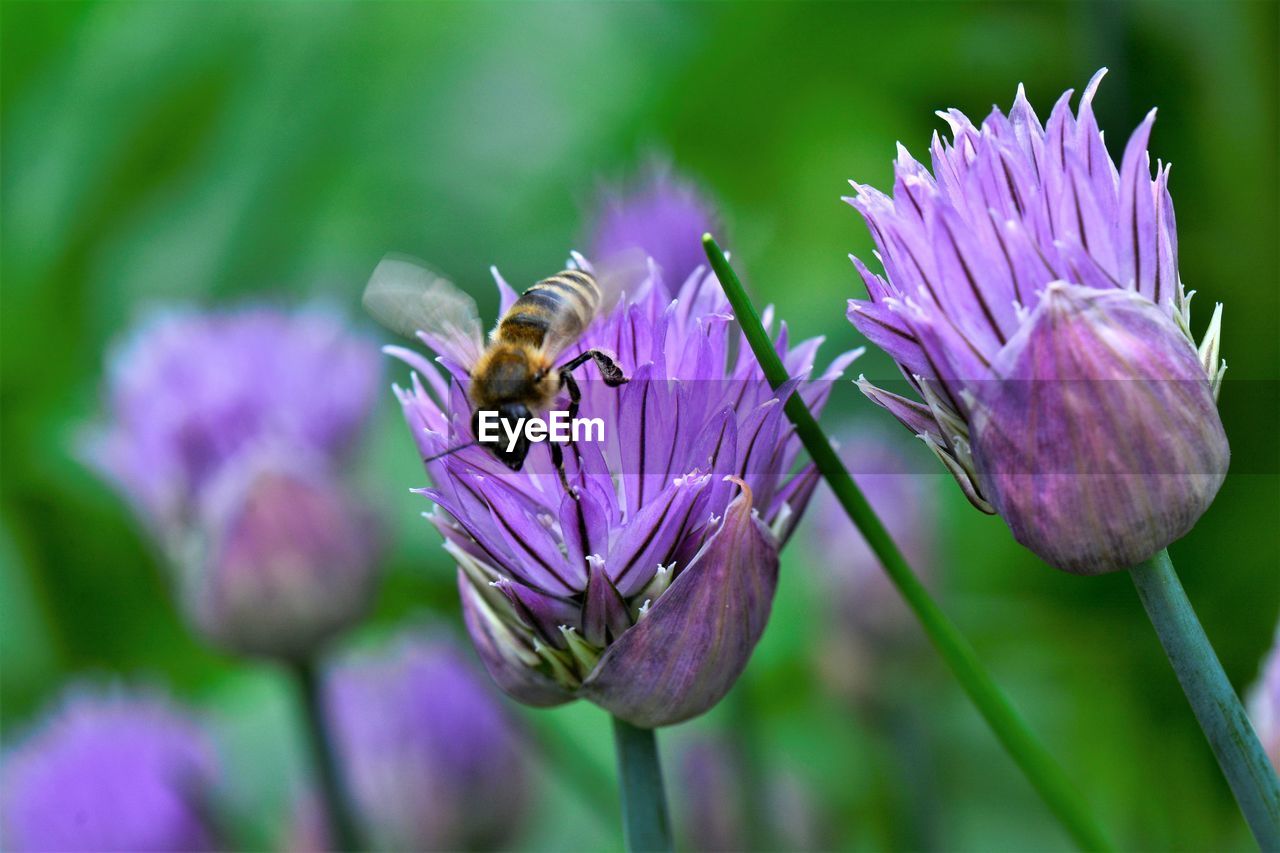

{"left": 291, "top": 659, "right": 363, "bottom": 852}
{"left": 1130, "top": 549, "right": 1280, "bottom": 849}
{"left": 703, "top": 234, "right": 1112, "bottom": 852}
{"left": 612, "top": 716, "right": 673, "bottom": 853}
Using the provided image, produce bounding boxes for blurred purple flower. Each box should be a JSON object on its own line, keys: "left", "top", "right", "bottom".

{"left": 83, "top": 306, "right": 382, "bottom": 658}
{"left": 590, "top": 165, "right": 721, "bottom": 288}
{"left": 291, "top": 631, "right": 528, "bottom": 851}
{"left": 390, "top": 252, "right": 856, "bottom": 728}
{"left": 83, "top": 306, "right": 380, "bottom": 537}
{"left": 805, "top": 425, "right": 939, "bottom": 700}
{"left": 678, "top": 735, "right": 825, "bottom": 851}
{"left": 846, "top": 70, "right": 1229, "bottom": 575}
{"left": 187, "top": 452, "right": 380, "bottom": 659}
{"left": 1, "top": 689, "right": 218, "bottom": 852}
{"left": 1248, "top": 625, "right": 1280, "bottom": 771}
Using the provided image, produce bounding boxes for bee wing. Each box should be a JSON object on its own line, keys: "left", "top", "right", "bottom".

{"left": 363, "top": 254, "right": 485, "bottom": 368}
{"left": 572, "top": 248, "right": 648, "bottom": 315}
{"left": 540, "top": 329, "right": 578, "bottom": 366}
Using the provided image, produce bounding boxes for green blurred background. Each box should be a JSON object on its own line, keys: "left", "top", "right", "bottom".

{"left": 3, "top": 1, "right": 1277, "bottom": 850}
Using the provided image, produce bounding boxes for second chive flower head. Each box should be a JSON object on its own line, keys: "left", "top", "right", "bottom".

{"left": 847, "top": 70, "right": 1229, "bottom": 574}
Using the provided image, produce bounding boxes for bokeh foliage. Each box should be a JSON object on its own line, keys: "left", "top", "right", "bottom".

{"left": 2, "top": 1, "right": 1277, "bottom": 850}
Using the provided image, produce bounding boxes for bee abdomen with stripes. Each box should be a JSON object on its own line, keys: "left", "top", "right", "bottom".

{"left": 497, "top": 269, "right": 603, "bottom": 347}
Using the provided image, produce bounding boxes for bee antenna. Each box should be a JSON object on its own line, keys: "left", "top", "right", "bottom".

{"left": 422, "top": 441, "right": 480, "bottom": 464}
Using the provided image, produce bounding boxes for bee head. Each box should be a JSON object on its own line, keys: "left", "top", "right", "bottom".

{"left": 471, "top": 402, "right": 533, "bottom": 471}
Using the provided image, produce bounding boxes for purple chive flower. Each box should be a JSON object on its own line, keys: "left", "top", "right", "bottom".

{"left": 846, "top": 70, "right": 1229, "bottom": 575}
{"left": 291, "top": 631, "right": 528, "bottom": 851}
{"left": 390, "top": 224, "right": 856, "bottom": 726}
{"left": 1248, "top": 625, "right": 1280, "bottom": 771}
{"left": 805, "top": 425, "right": 938, "bottom": 699}
{"left": 590, "top": 164, "right": 721, "bottom": 289}
{"left": 392, "top": 264, "right": 855, "bottom": 727}
{"left": 2, "top": 689, "right": 218, "bottom": 852}
{"left": 83, "top": 306, "right": 382, "bottom": 658}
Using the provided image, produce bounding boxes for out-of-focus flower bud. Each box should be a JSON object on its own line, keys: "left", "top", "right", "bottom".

{"left": 187, "top": 453, "right": 379, "bottom": 660}
{"left": 847, "top": 70, "right": 1229, "bottom": 574}
{"left": 82, "top": 306, "right": 382, "bottom": 657}
{"left": 289, "top": 631, "right": 529, "bottom": 851}
{"left": 1, "top": 689, "right": 218, "bottom": 852}
{"left": 1248, "top": 625, "right": 1280, "bottom": 771}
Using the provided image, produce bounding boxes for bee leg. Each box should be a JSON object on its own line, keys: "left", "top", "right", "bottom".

{"left": 554, "top": 370, "right": 584, "bottom": 499}
{"left": 560, "top": 350, "right": 628, "bottom": 387}
{"left": 548, "top": 439, "right": 578, "bottom": 499}
{"left": 559, "top": 368, "right": 583, "bottom": 421}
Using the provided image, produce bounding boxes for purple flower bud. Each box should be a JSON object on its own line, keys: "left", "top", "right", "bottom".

{"left": 390, "top": 252, "right": 857, "bottom": 726}
{"left": 968, "top": 283, "right": 1228, "bottom": 573}
{"left": 2, "top": 689, "right": 218, "bottom": 852}
{"left": 291, "top": 631, "right": 529, "bottom": 850}
{"left": 83, "top": 306, "right": 383, "bottom": 655}
{"left": 846, "top": 70, "right": 1229, "bottom": 574}
{"left": 187, "top": 453, "right": 380, "bottom": 659}
{"left": 589, "top": 164, "right": 721, "bottom": 288}
{"left": 1248, "top": 625, "right": 1280, "bottom": 772}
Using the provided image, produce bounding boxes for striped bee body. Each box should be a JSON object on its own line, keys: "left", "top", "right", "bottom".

{"left": 496, "top": 269, "right": 603, "bottom": 350}
{"left": 362, "top": 255, "right": 628, "bottom": 479}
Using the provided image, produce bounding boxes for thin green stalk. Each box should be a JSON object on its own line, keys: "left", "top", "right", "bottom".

{"left": 291, "top": 659, "right": 363, "bottom": 852}
{"left": 703, "top": 234, "right": 1112, "bottom": 852}
{"left": 612, "top": 716, "right": 673, "bottom": 853}
{"left": 1130, "top": 550, "right": 1280, "bottom": 849}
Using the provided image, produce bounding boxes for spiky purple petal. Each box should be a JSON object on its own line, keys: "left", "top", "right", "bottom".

{"left": 580, "top": 480, "right": 779, "bottom": 727}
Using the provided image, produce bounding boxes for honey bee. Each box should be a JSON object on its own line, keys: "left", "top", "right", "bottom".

{"left": 363, "top": 254, "right": 630, "bottom": 486}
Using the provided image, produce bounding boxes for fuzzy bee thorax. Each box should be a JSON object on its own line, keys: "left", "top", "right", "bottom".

{"left": 468, "top": 343, "right": 558, "bottom": 410}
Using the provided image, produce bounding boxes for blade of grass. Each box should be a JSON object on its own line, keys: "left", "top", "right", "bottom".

{"left": 703, "top": 234, "right": 1112, "bottom": 852}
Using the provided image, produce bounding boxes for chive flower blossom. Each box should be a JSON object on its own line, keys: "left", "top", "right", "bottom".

{"left": 82, "top": 306, "right": 382, "bottom": 658}
{"left": 1, "top": 689, "right": 218, "bottom": 852}
{"left": 1248, "top": 624, "right": 1280, "bottom": 772}
{"left": 846, "top": 70, "right": 1229, "bottom": 574}
{"left": 294, "top": 631, "right": 529, "bottom": 851}
{"left": 389, "top": 178, "right": 857, "bottom": 727}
